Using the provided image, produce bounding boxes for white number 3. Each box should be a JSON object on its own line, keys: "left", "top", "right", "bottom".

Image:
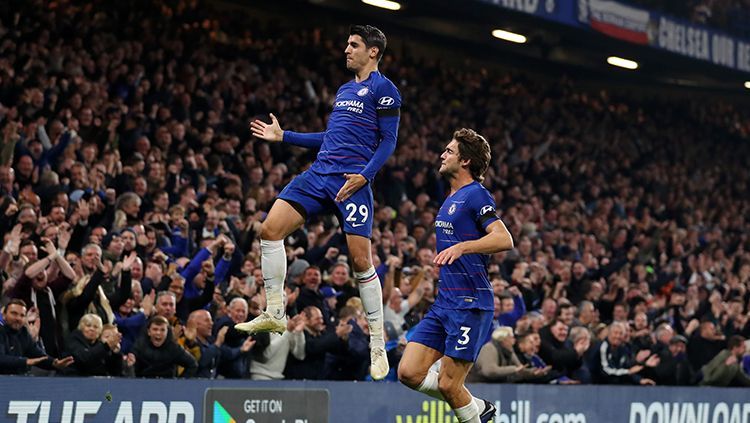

{"left": 345, "top": 203, "right": 369, "bottom": 224}
{"left": 458, "top": 326, "right": 471, "bottom": 345}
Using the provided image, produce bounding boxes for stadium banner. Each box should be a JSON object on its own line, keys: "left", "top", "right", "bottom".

{"left": 2, "top": 377, "right": 750, "bottom": 423}
{"left": 475, "top": 0, "right": 582, "bottom": 27}
{"left": 653, "top": 14, "right": 750, "bottom": 72}
{"left": 577, "top": 0, "right": 651, "bottom": 44}
{"left": 575, "top": 0, "right": 750, "bottom": 72}
{"left": 475, "top": 0, "right": 750, "bottom": 73}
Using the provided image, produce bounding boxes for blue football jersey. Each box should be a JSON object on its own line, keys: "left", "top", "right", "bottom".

{"left": 309, "top": 71, "right": 401, "bottom": 176}
{"left": 434, "top": 181, "right": 500, "bottom": 311}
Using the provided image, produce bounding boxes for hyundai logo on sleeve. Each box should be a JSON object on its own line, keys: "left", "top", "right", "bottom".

{"left": 378, "top": 96, "right": 395, "bottom": 106}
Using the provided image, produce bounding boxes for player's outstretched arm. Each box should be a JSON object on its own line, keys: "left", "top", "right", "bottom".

{"left": 433, "top": 220, "right": 514, "bottom": 266}
{"left": 250, "top": 113, "right": 325, "bottom": 148}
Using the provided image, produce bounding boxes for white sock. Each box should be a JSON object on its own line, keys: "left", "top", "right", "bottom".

{"left": 260, "top": 239, "right": 286, "bottom": 319}
{"left": 417, "top": 369, "right": 486, "bottom": 413}
{"left": 416, "top": 369, "right": 443, "bottom": 400}
{"left": 355, "top": 266, "right": 384, "bottom": 348}
{"left": 454, "top": 400, "right": 480, "bottom": 423}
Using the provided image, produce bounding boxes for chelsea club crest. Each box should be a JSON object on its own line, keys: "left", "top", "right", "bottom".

{"left": 448, "top": 203, "right": 457, "bottom": 215}
{"left": 357, "top": 87, "right": 369, "bottom": 96}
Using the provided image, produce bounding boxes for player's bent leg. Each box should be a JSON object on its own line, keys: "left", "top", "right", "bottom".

{"left": 346, "top": 233, "right": 389, "bottom": 380}
{"left": 236, "top": 200, "right": 305, "bottom": 335}
{"left": 438, "top": 357, "right": 480, "bottom": 423}
{"left": 260, "top": 199, "right": 306, "bottom": 241}
{"left": 398, "top": 341, "right": 444, "bottom": 397}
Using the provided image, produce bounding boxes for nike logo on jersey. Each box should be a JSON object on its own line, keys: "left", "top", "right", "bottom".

{"left": 455, "top": 346, "right": 468, "bottom": 351}
{"left": 351, "top": 223, "right": 365, "bottom": 228}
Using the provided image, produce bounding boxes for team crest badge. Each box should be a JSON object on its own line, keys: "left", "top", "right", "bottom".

{"left": 357, "top": 87, "right": 369, "bottom": 96}
{"left": 448, "top": 203, "right": 457, "bottom": 215}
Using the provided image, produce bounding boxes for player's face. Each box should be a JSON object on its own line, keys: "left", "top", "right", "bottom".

{"left": 439, "top": 140, "right": 462, "bottom": 177}
{"left": 345, "top": 35, "right": 371, "bottom": 72}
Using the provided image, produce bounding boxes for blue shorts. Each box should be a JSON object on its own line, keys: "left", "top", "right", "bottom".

{"left": 409, "top": 304, "right": 493, "bottom": 362}
{"left": 278, "top": 170, "right": 374, "bottom": 238}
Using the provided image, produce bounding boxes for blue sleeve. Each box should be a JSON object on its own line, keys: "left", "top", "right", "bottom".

{"left": 214, "top": 257, "right": 231, "bottom": 287}
{"left": 40, "top": 131, "right": 72, "bottom": 169}
{"left": 376, "top": 263, "right": 388, "bottom": 287}
{"left": 511, "top": 295, "right": 526, "bottom": 320}
{"left": 162, "top": 234, "right": 189, "bottom": 258}
{"left": 140, "top": 277, "right": 154, "bottom": 295}
{"left": 361, "top": 116, "right": 398, "bottom": 182}
{"left": 181, "top": 248, "right": 212, "bottom": 298}
{"left": 114, "top": 312, "right": 147, "bottom": 331}
{"left": 471, "top": 188, "right": 500, "bottom": 231}
{"left": 283, "top": 131, "right": 325, "bottom": 148}
{"left": 361, "top": 80, "right": 401, "bottom": 182}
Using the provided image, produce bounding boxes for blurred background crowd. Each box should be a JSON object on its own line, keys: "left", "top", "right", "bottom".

{"left": 0, "top": 0, "right": 749, "bottom": 386}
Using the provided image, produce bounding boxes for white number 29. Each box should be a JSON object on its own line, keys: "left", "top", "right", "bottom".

{"left": 345, "top": 203, "right": 369, "bottom": 224}
{"left": 458, "top": 326, "right": 471, "bottom": 345}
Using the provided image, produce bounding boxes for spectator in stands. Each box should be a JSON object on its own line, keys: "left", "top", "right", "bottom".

{"left": 0, "top": 299, "right": 74, "bottom": 374}
{"left": 323, "top": 262, "right": 353, "bottom": 305}
{"left": 295, "top": 266, "right": 335, "bottom": 326}
{"left": 539, "top": 318, "right": 589, "bottom": 380}
{"left": 153, "top": 291, "right": 183, "bottom": 337}
{"left": 115, "top": 289, "right": 155, "bottom": 354}
{"left": 383, "top": 266, "right": 428, "bottom": 337}
{"left": 10, "top": 237, "right": 76, "bottom": 358}
{"left": 250, "top": 314, "right": 307, "bottom": 380}
{"left": 654, "top": 335, "right": 693, "bottom": 385}
{"left": 177, "top": 310, "right": 225, "bottom": 378}
{"left": 687, "top": 319, "right": 726, "bottom": 372}
{"left": 497, "top": 286, "right": 526, "bottom": 328}
{"left": 62, "top": 249, "right": 133, "bottom": 330}
{"left": 514, "top": 332, "right": 563, "bottom": 384}
{"left": 285, "top": 306, "right": 350, "bottom": 380}
{"left": 594, "top": 322, "right": 656, "bottom": 385}
{"left": 630, "top": 312, "right": 653, "bottom": 352}
{"left": 63, "top": 314, "right": 123, "bottom": 376}
{"left": 213, "top": 298, "right": 265, "bottom": 378}
{"left": 469, "top": 326, "right": 529, "bottom": 383}
{"left": 324, "top": 306, "right": 369, "bottom": 380}
{"left": 132, "top": 316, "right": 197, "bottom": 378}
{"left": 574, "top": 301, "right": 597, "bottom": 329}
{"left": 540, "top": 299, "right": 557, "bottom": 324}
{"left": 700, "top": 335, "right": 750, "bottom": 387}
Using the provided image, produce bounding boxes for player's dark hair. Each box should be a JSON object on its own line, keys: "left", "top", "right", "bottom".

{"left": 453, "top": 128, "right": 491, "bottom": 183}
{"left": 349, "top": 25, "right": 387, "bottom": 61}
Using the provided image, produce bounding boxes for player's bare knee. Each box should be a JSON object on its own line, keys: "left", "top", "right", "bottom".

{"left": 351, "top": 255, "right": 372, "bottom": 273}
{"left": 260, "top": 221, "right": 283, "bottom": 241}
{"left": 397, "top": 364, "right": 421, "bottom": 388}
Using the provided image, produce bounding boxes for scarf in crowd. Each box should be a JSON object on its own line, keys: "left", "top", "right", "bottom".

{"left": 64, "top": 274, "right": 115, "bottom": 324}
{"left": 30, "top": 286, "right": 56, "bottom": 320}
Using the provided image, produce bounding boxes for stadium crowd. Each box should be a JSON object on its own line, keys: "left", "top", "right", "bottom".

{"left": 0, "top": 0, "right": 749, "bottom": 386}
